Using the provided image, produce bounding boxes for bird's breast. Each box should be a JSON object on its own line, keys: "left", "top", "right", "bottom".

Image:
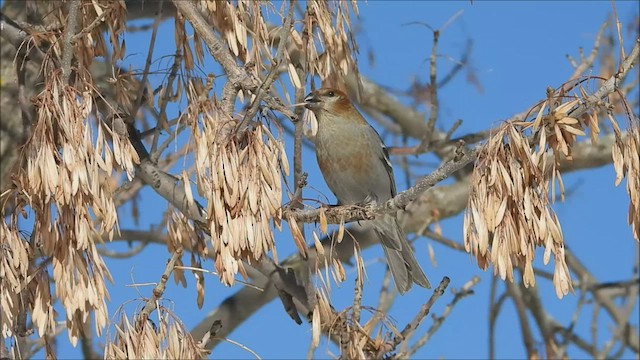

{"left": 315, "top": 124, "right": 391, "bottom": 204}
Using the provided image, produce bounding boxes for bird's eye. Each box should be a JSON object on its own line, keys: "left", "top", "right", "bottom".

{"left": 327, "top": 91, "right": 335, "bottom": 97}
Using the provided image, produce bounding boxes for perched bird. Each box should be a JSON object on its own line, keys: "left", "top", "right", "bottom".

{"left": 304, "top": 88, "right": 431, "bottom": 294}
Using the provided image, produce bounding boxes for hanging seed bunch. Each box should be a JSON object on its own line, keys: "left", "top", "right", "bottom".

{"left": 612, "top": 115, "right": 640, "bottom": 241}
{"left": 303, "top": 1, "right": 359, "bottom": 84}
{"left": 0, "top": 1, "right": 136, "bottom": 347}
{"left": 310, "top": 287, "right": 395, "bottom": 359}
{"left": 188, "top": 94, "right": 288, "bottom": 286}
{"left": 0, "top": 71, "right": 141, "bottom": 344}
{"left": 533, "top": 87, "right": 639, "bottom": 242}
{"left": 191, "top": 1, "right": 359, "bottom": 90}
{"left": 167, "top": 209, "right": 208, "bottom": 308}
{"left": 105, "top": 310, "right": 210, "bottom": 359}
{"left": 464, "top": 122, "right": 572, "bottom": 299}
{"left": 465, "top": 80, "right": 638, "bottom": 298}
{"left": 0, "top": 220, "right": 43, "bottom": 340}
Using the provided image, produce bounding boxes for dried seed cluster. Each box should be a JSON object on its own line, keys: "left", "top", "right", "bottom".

{"left": 166, "top": 210, "right": 208, "bottom": 308}
{"left": 0, "top": 221, "right": 42, "bottom": 339}
{"left": 464, "top": 123, "right": 572, "bottom": 298}
{"left": 465, "top": 86, "right": 638, "bottom": 298}
{"left": 302, "top": 1, "right": 359, "bottom": 84}
{"left": 105, "top": 312, "right": 210, "bottom": 359}
{"left": 1, "top": 70, "right": 140, "bottom": 344}
{"left": 190, "top": 1, "right": 358, "bottom": 92}
{"left": 1, "top": 1, "right": 135, "bottom": 346}
{"left": 612, "top": 116, "right": 640, "bottom": 241}
{"left": 189, "top": 99, "right": 288, "bottom": 286}
{"left": 311, "top": 287, "right": 397, "bottom": 359}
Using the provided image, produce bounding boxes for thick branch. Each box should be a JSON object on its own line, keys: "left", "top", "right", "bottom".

{"left": 60, "top": 0, "right": 80, "bottom": 84}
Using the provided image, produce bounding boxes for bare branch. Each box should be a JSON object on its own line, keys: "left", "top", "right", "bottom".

{"left": 569, "top": 37, "right": 639, "bottom": 119}
{"left": 505, "top": 282, "right": 538, "bottom": 359}
{"left": 61, "top": 0, "right": 80, "bottom": 84}
{"left": 566, "top": 249, "right": 639, "bottom": 352}
{"left": 138, "top": 250, "right": 183, "bottom": 323}
{"left": 387, "top": 276, "right": 450, "bottom": 355}
{"left": 568, "top": 21, "right": 608, "bottom": 80}
{"left": 407, "top": 276, "right": 480, "bottom": 356}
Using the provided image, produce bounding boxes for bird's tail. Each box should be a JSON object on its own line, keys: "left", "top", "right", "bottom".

{"left": 373, "top": 214, "right": 431, "bottom": 294}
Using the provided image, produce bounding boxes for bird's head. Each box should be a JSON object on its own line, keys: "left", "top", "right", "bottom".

{"left": 304, "top": 88, "right": 354, "bottom": 117}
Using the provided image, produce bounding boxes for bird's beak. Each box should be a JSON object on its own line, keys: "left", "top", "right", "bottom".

{"left": 304, "top": 92, "right": 321, "bottom": 109}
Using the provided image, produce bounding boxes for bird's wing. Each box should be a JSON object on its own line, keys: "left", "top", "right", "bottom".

{"left": 368, "top": 125, "right": 397, "bottom": 198}
{"left": 380, "top": 143, "right": 396, "bottom": 197}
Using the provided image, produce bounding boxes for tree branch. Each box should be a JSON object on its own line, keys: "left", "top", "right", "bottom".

{"left": 60, "top": 0, "right": 80, "bottom": 85}
{"left": 172, "top": 0, "right": 297, "bottom": 121}
{"left": 284, "top": 146, "right": 476, "bottom": 224}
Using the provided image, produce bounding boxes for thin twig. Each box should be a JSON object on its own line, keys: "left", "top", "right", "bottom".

{"left": 558, "top": 276, "right": 589, "bottom": 354}
{"left": 437, "top": 39, "right": 473, "bottom": 89}
{"left": 352, "top": 248, "right": 364, "bottom": 325}
{"left": 138, "top": 249, "right": 183, "bottom": 323}
{"left": 389, "top": 276, "right": 450, "bottom": 350}
{"left": 97, "top": 242, "right": 147, "bottom": 258}
{"left": 388, "top": 126, "right": 488, "bottom": 157}
{"left": 520, "top": 284, "right": 556, "bottom": 359}
{"left": 150, "top": 45, "right": 183, "bottom": 162}
{"left": 550, "top": 322, "right": 595, "bottom": 356}
{"left": 420, "top": 229, "right": 466, "bottom": 252}
{"left": 79, "top": 312, "right": 102, "bottom": 360}
{"left": 505, "top": 282, "right": 537, "bottom": 359}
{"left": 488, "top": 276, "right": 506, "bottom": 360}
{"left": 591, "top": 300, "right": 601, "bottom": 354}
{"left": 599, "top": 243, "right": 640, "bottom": 358}
{"left": 406, "top": 276, "right": 480, "bottom": 356}
{"left": 415, "top": 28, "right": 440, "bottom": 153}
{"left": 214, "top": 337, "right": 262, "bottom": 360}
{"left": 153, "top": 123, "right": 188, "bottom": 161}
{"left": 368, "top": 268, "right": 396, "bottom": 331}
{"left": 291, "top": 38, "right": 308, "bottom": 206}
{"left": 16, "top": 54, "right": 33, "bottom": 128}
{"left": 71, "top": 6, "right": 111, "bottom": 42}
{"left": 131, "top": 0, "right": 164, "bottom": 143}
{"left": 569, "top": 21, "right": 608, "bottom": 80}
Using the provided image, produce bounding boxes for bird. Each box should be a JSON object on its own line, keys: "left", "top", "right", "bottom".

{"left": 304, "top": 87, "right": 431, "bottom": 294}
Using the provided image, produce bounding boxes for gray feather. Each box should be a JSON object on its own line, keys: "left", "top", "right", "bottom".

{"left": 373, "top": 215, "right": 431, "bottom": 293}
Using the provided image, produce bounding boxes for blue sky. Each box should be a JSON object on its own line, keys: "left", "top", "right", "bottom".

{"left": 19, "top": 1, "right": 638, "bottom": 359}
